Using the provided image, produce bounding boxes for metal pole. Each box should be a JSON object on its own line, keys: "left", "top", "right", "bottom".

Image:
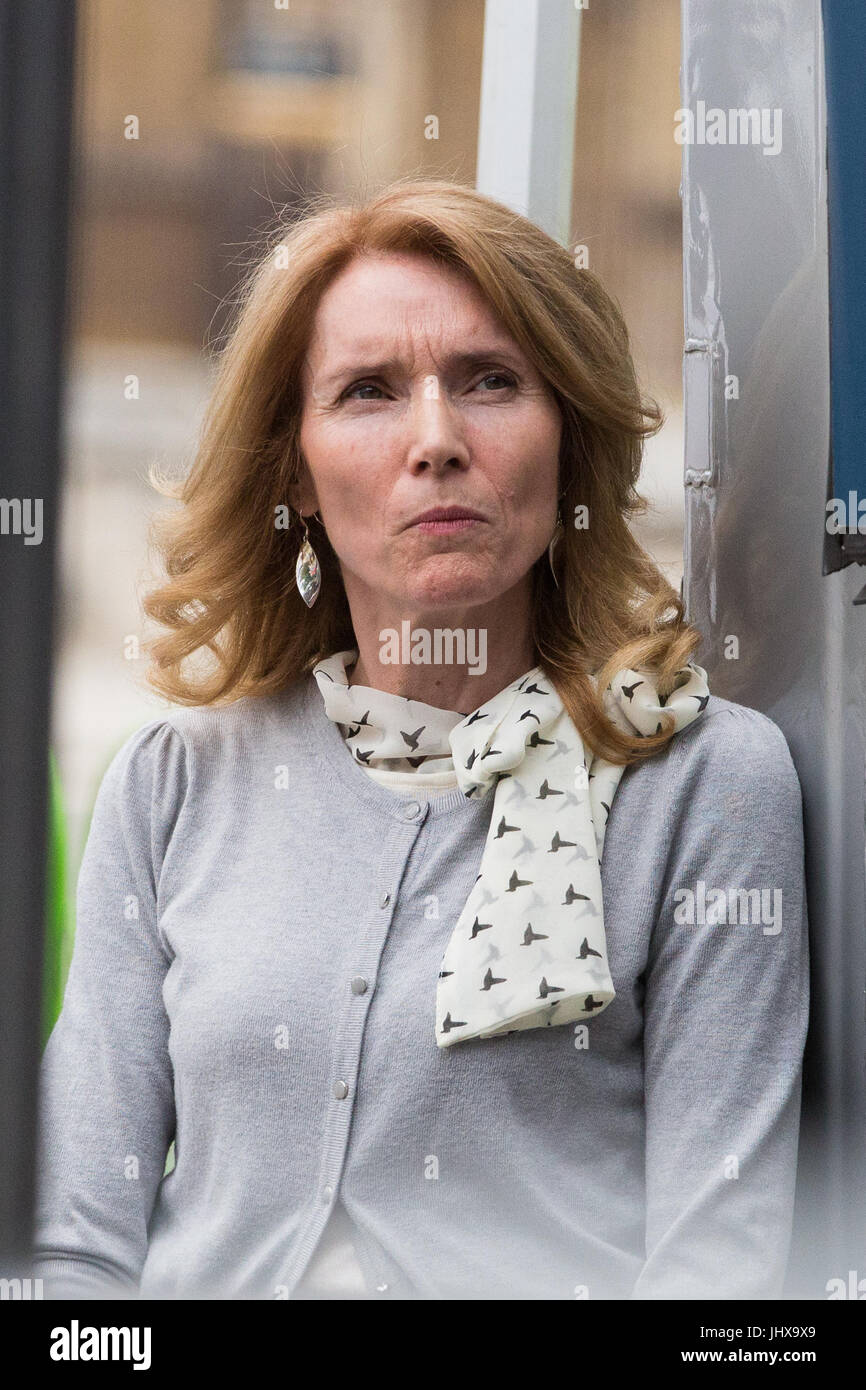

{"left": 476, "top": 0, "right": 582, "bottom": 248}
{"left": 0, "top": 0, "right": 77, "bottom": 1274}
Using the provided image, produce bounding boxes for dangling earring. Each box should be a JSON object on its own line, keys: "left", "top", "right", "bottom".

{"left": 547, "top": 507, "right": 564, "bottom": 589}
{"left": 295, "top": 514, "right": 321, "bottom": 607}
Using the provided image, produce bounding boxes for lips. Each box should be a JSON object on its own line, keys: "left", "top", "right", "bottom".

{"left": 408, "top": 506, "right": 487, "bottom": 527}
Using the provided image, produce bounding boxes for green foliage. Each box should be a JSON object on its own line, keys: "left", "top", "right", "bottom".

{"left": 42, "top": 750, "right": 74, "bottom": 1047}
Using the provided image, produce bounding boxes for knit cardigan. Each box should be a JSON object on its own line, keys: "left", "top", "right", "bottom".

{"left": 32, "top": 674, "right": 810, "bottom": 1299}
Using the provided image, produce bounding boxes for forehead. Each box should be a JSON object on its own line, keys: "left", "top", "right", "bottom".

{"left": 306, "top": 252, "right": 516, "bottom": 359}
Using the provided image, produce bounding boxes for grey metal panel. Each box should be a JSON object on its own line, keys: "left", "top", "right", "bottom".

{"left": 476, "top": 0, "right": 581, "bottom": 246}
{"left": 681, "top": 0, "right": 866, "bottom": 1296}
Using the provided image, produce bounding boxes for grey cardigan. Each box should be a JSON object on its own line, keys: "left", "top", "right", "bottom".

{"left": 32, "top": 674, "right": 810, "bottom": 1299}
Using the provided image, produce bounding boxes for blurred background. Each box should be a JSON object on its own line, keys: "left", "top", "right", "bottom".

{"left": 56, "top": 0, "right": 685, "bottom": 892}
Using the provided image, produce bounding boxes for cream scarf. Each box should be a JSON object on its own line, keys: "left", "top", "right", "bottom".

{"left": 312, "top": 650, "right": 710, "bottom": 1048}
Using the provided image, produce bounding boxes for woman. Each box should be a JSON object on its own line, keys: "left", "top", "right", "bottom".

{"left": 33, "top": 180, "right": 809, "bottom": 1301}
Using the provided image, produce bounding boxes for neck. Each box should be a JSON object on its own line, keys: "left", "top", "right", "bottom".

{"left": 345, "top": 578, "right": 538, "bottom": 712}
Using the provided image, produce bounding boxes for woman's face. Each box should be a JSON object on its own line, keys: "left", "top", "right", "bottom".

{"left": 296, "top": 251, "right": 562, "bottom": 616}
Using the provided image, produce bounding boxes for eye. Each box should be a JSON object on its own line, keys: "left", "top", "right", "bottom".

{"left": 474, "top": 371, "right": 517, "bottom": 392}
{"left": 342, "top": 380, "right": 387, "bottom": 401}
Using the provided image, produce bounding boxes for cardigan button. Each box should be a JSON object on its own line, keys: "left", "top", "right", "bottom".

{"left": 402, "top": 800, "right": 422, "bottom": 820}
{"left": 379, "top": 892, "right": 391, "bottom": 908}
{"left": 332, "top": 1079, "right": 349, "bottom": 1100}
{"left": 351, "top": 976, "right": 368, "bottom": 994}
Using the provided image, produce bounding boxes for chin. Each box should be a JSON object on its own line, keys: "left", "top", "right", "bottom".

{"left": 400, "top": 556, "right": 510, "bottom": 610}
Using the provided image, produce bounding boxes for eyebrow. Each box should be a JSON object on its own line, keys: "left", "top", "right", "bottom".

{"left": 316, "top": 347, "right": 528, "bottom": 390}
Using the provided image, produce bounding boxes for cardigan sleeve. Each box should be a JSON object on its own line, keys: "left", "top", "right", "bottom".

{"left": 32, "top": 718, "right": 188, "bottom": 1299}
{"left": 629, "top": 704, "right": 809, "bottom": 1299}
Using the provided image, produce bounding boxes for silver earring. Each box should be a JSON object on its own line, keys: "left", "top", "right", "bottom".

{"left": 547, "top": 508, "right": 564, "bottom": 588}
{"left": 295, "top": 515, "right": 321, "bottom": 607}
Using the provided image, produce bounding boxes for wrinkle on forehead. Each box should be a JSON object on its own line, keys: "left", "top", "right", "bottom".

{"left": 302, "top": 252, "right": 520, "bottom": 389}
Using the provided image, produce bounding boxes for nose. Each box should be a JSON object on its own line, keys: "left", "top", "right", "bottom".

{"left": 405, "top": 382, "right": 470, "bottom": 476}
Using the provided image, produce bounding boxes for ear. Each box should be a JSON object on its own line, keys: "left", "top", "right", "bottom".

{"left": 287, "top": 455, "right": 320, "bottom": 516}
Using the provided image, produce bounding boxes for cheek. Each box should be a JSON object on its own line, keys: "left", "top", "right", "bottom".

{"left": 302, "top": 418, "right": 391, "bottom": 509}
{"left": 531, "top": 402, "right": 563, "bottom": 475}
{"left": 529, "top": 411, "right": 561, "bottom": 498}
{"left": 303, "top": 425, "right": 403, "bottom": 560}
{"left": 482, "top": 409, "right": 560, "bottom": 510}
{"left": 327, "top": 411, "right": 388, "bottom": 453}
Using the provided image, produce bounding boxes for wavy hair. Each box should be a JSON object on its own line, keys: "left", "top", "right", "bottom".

{"left": 142, "top": 178, "right": 703, "bottom": 764}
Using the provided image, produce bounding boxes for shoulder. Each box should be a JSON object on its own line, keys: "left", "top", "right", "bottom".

{"left": 95, "top": 679, "right": 311, "bottom": 816}
{"left": 612, "top": 692, "right": 803, "bottom": 840}
{"left": 84, "top": 681, "right": 311, "bottom": 876}
{"left": 658, "top": 692, "right": 804, "bottom": 842}
{"left": 668, "top": 692, "right": 800, "bottom": 786}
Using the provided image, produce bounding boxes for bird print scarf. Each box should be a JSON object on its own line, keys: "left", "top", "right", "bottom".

{"left": 312, "top": 649, "right": 710, "bottom": 1049}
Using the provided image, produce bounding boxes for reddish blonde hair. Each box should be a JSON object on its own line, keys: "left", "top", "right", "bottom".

{"left": 143, "top": 178, "right": 701, "bottom": 763}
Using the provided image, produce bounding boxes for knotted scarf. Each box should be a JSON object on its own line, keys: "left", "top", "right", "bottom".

{"left": 312, "top": 649, "right": 709, "bottom": 1048}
